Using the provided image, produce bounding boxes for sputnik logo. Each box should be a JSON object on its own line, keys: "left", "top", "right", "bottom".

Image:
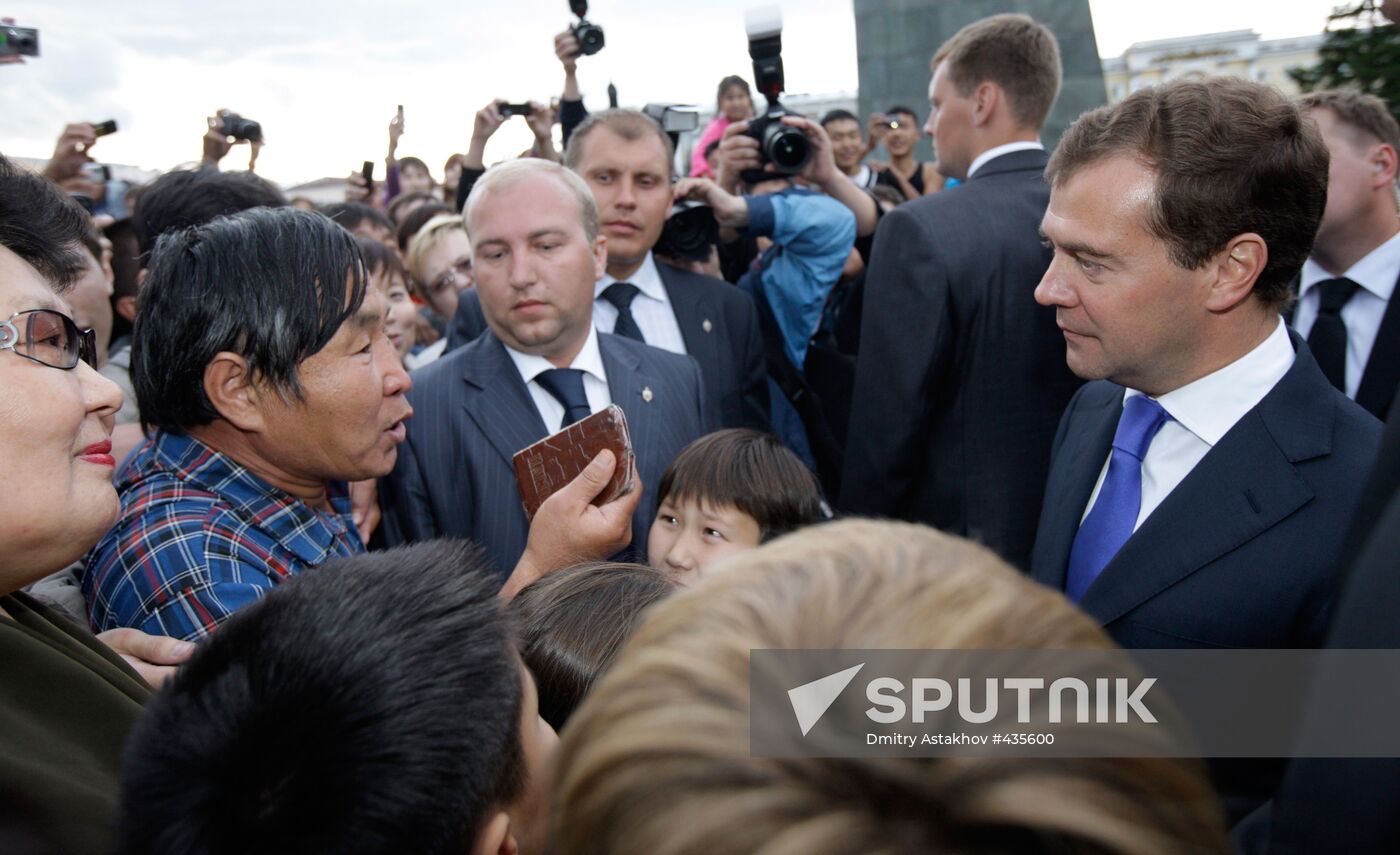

{"left": 787, "top": 663, "right": 865, "bottom": 736}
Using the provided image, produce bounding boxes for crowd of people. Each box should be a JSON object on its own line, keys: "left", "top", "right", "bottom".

{"left": 3, "top": 5, "right": 1400, "bottom": 854}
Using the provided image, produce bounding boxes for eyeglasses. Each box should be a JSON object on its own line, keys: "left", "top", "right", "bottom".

{"left": 0, "top": 309, "right": 97, "bottom": 370}
{"left": 428, "top": 257, "right": 473, "bottom": 295}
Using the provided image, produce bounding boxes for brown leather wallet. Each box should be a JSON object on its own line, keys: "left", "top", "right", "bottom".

{"left": 513, "top": 404, "right": 635, "bottom": 521}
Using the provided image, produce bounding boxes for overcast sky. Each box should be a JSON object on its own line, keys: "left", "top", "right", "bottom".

{"left": 0, "top": 0, "right": 1349, "bottom": 186}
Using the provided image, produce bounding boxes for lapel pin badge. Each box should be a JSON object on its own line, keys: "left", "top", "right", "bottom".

{"left": 702, "top": 318, "right": 713, "bottom": 333}
{"left": 642, "top": 386, "right": 654, "bottom": 403}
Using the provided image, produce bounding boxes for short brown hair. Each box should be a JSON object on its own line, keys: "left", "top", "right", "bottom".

{"left": 657, "top": 429, "right": 824, "bottom": 542}
{"left": 932, "top": 14, "right": 1061, "bottom": 131}
{"left": 1297, "top": 89, "right": 1400, "bottom": 153}
{"left": 564, "top": 108, "right": 676, "bottom": 179}
{"left": 509, "top": 562, "right": 675, "bottom": 731}
{"left": 1047, "top": 77, "right": 1329, "bottom": 312}
{"left": 552, "top": 521, "right": 1230, "bottom": 855}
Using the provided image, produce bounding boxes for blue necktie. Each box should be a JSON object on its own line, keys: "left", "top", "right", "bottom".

{"left": 1065, "top": 395, "right": 1172, "bottom": 602}
{"left": 535, "top": 368, "right": 592, "bottom": 430}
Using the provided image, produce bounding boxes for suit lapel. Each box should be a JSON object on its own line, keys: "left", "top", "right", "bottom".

{"left": 1078, "top": 338, "right": 1329, "bottom": 624}
{"left": 1355, "top": 268, "right": 1400, "bottom": 418}
{"left": 600, "top": 334, "right": 656, "bottom": 466}
{"left": 1033, "top": 389, "right": 1120, "bottom": 591}
{"left": 659, "top": 264, "right": 722, "bottom": 380}
{"left": 460, "top": 335, "right": 548, "bottom": 467}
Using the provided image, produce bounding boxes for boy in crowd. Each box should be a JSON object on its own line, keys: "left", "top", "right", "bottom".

{"left": 119, "top": 541, "right": 557, "bottom": 855}
{"left": 647, "top": 429, "right": 824, "bottom": 583}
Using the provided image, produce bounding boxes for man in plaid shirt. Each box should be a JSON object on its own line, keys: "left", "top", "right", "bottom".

{"left": 84, "top": 208, "right": 638, "bottom": 641}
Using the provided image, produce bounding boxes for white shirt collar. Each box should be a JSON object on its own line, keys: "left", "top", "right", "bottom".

{"left": 502, "top": 323, "right": 607, "bottom": 387}
{"left": 596, "top": 251, "right": 668, "bottom": 304}
{"left": 1300, "top": 227, "right": 1400, "bottom": 302}
{"left": 1125, "top": 318, "right": 1294, "bottom": 447}
{"left": 966, "top": 140, "right": 1045, "bottom": 180}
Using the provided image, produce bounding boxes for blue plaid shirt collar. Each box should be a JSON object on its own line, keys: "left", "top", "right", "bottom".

{"left": 129, "top": 431, "right": 362, "bottom": 565}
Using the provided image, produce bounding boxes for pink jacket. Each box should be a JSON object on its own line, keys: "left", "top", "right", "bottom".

{"left": 689, "top": 116, "right": 733, "bottom": 178}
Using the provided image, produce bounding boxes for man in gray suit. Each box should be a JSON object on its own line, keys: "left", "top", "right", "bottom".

{"left": 380, "top": 158, "right": 710, "bottom": 577}
{"left": 839, "top": 14, "right": 1082, "bottom": 570}
{"left": 448, "top": 109, "right": 769, "bottom": 432}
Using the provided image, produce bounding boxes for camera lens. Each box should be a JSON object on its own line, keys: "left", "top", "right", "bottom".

{"left": 764, "top": 126, "right": 811, "bottom": 173}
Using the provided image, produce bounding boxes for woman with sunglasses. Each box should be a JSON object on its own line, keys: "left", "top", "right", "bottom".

{"left": 0, "top": 156, "right": 189, "bottom": 855}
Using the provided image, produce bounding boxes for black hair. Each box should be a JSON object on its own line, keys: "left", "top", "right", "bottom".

{"left": 703, "top": 139, "right": 721, "bottom": 159}
{"left": 510, "top": 562, "right": 675, "bottom": 731}
{"left": 820, "top": 109, "right": 861, "bottom": 129}
{"left": 0, "top": 154, "right": 92, "bottom": 291}
{"left": 133, "top": 207, "right": 367, "bottom": 433}
{"left": 657, "top": 429, "right": 824, "bottom": 542}
{"left": 132, "top": 168, "right": 287, "bottom": 260}
{"left": 320, "top": 201, "right": 394, "bottom": 235}
{"left": 119, "top": 541, "right": 526, "bottom": 855}
{"left": 886, "top": 104, "right": 920, "bottom": 121}
{"left": 356, "top": 235, "right": 407, "bottom": 284}
{"left": 396, "top": 201, "right": 454, "bottom": 251}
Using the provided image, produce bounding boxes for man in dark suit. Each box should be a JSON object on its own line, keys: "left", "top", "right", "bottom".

{"left": 380, "top": 158, "right": 709, "bottom": 577}
{"left": 1288, "top": 90, "right": 1400, "bottom": 421}
{"left": 839, "top": 14, "right": 1082, "bottom": 570}
{"left": 448, "top": 108, "right": 768, "bottom": 432}
{"left": 1029, "top": 78, "right": 1381, "bottom": 821}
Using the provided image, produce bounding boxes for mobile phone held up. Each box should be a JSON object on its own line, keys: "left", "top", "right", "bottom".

{"left": 499, "top": 103, "right": 534, "bottom": 118}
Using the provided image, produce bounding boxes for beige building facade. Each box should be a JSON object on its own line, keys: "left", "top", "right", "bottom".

{"left": 1102, "top": 29, "right": 1323, "bottom": 103}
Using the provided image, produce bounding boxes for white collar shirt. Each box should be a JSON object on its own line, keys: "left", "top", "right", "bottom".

{"left": 594, "top": 252, "right": 688, "bottom": 355}
{"left": 966, "top": 140, "right": 1045, "bottom": 180}
{"left": 503, "top": 324, "right": 612, "bottom": 432}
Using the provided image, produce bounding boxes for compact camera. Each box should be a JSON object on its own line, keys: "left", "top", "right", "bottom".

{"left": 216, "top": 110, "right": 263, "bottom": 144}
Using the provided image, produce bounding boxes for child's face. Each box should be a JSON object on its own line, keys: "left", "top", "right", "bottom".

{"left": 647, "top": 497, "right": 763, "bottom": 585}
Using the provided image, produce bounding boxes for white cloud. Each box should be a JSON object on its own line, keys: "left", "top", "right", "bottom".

{"left": 0, "top": 0, "right": 1339, "bottom": 186}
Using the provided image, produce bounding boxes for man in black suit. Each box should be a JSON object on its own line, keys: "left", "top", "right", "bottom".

{"left": 1029, "top": 77, "right": 1381, "bottom": 822}
{"left": 448, "top": 109, "right": 768, "bottom": 432}
{"left": 1289, "top": 90, "right": 1400, "bottom": 421}
{"left": 379, "top": 158, "right": 709, "bottom": 577}
{"left": 839, "top": 14, "right": 1082, "bottom": 570}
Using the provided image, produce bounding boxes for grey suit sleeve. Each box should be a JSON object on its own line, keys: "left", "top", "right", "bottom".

{"left": 378, "top": 427, "right": 440, "bottom": 546}
{"left": 838, "top": 206, "right": 953, "bottom": 516}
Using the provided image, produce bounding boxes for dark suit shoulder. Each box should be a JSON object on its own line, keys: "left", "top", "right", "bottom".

{"left": 1064, "top": 379, "right": 1124, "bottom": 415}
{"left": 657, "top": 261, "right": 758, "bottom": 311}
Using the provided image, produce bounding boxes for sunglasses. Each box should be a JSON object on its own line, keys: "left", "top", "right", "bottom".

{"left": 0, "top": 308, "right": 98, "bottom": 370}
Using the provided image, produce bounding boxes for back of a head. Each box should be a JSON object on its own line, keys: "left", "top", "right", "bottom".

{"left": 120, "top": 541, "right": 524, "bottom": 855}
{"left": 132, "top": 168, "right": 287, "bottom": 260}
{"left": 509, "top": 562, "right": 675, "bottom": 731}
{"left": 658, "top": 428, "right": 824, "bottom": 541}
{"left": 320, "top": 201, "right": 394, "bottom": 236}
{"left": 1047, "top": 76, "right": 1329, "bottom": 312}
{"left": 133, "top": 206, "right": 367, "bottom": 434}
{"left": 553, "top": 520, "right": 1229, "bottom": 855}
{"left": 933, "top": 13, "right": 1061, "bottom": 131}
{"left": 0, "top": 154, "right": 92, "bottom": 290}
{"left": 1297, "top": 89, "right": 1400, "bottom": 155}
{"left": 397, "top": 201, "right": 455, "bottom": 252}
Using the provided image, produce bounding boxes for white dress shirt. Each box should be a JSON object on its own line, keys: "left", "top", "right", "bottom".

{"left": 1080, "top": 318, "right": 1296, "bottom": 531}
{"left": 966, "top": 140, "right": 1045, "bottom": 180}
{"left": 1291, "top": 227, "right": 1400, "bottom": 399}
{"left": 594, "top": 252, "right": 688, "bottom": 356}
{"left": 503, "top": 325, "right": 612, "bottom": 431}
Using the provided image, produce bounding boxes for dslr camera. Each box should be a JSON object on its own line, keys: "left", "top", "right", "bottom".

{"left": 569, "top": 0, "right": 605, "bottom": 56}
{"left": 641, "top": 103, "right": 717, "bottom": 263}
{"left": 742, "top": 7, "right": 810, "bottom": 184}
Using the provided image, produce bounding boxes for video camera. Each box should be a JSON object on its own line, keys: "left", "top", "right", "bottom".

{"left": 216, "top": 109, "right": 263, "bottom": 144}
{"left": 569, "top": 0, "right": 605, "bottom": 56}
{"left": 639, "top": 103, "right": 718, "bottom": 264}
{"left": 742, "top": 6, "right": 810, "bottom": 184}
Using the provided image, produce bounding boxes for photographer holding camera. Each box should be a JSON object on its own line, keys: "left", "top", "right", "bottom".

{"left": 681, "top": 106, "right": 856, "bottom": 486}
